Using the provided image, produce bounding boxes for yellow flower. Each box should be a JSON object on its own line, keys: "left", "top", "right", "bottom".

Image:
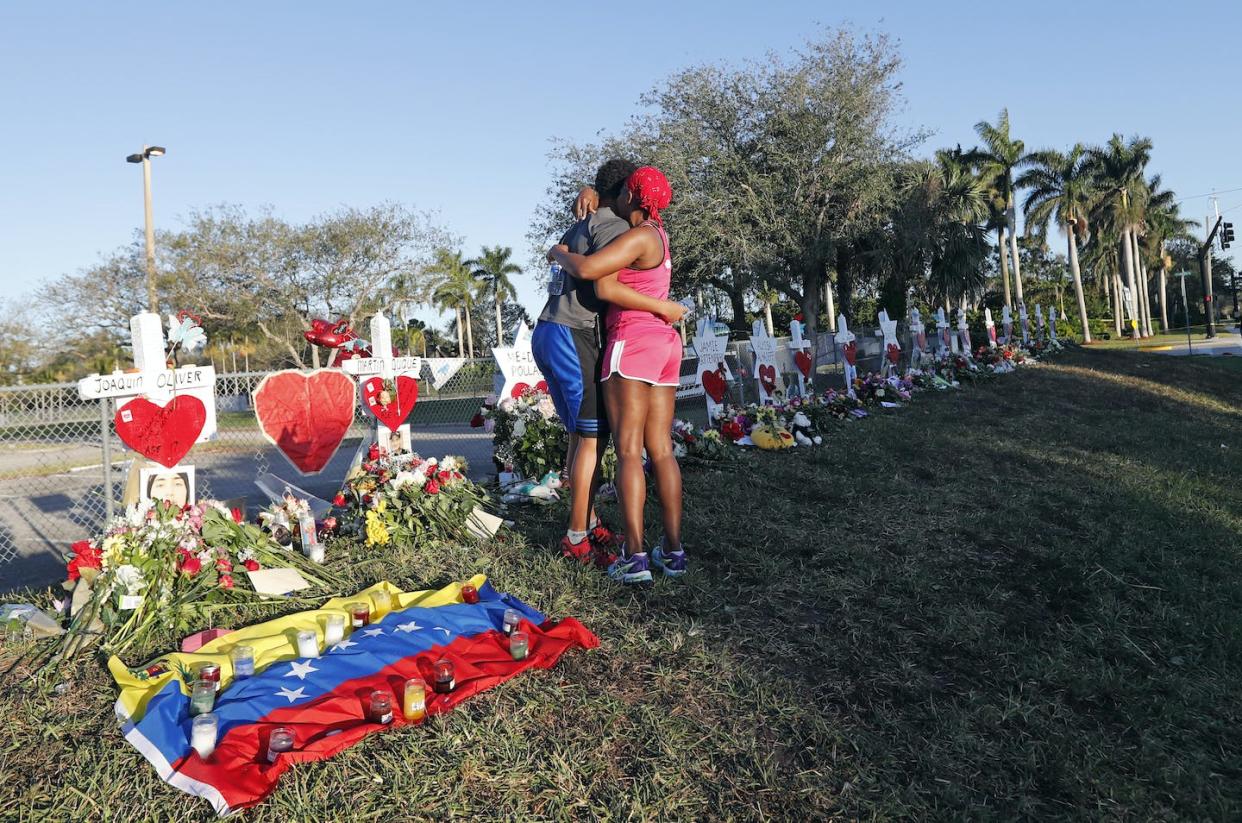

{"left": 101, "top": 534, "right": 126, "bottom": 569}
{"left": 365, "top": 510, "right": 390, "bottom": 546}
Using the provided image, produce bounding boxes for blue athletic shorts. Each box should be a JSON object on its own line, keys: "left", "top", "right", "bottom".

{"left": 530, "top": 321, "right": 608, "bottom": 437}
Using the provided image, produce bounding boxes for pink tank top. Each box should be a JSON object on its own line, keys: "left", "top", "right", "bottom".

{"left": 605, "top": 221, "right": 671, "bottom": 331}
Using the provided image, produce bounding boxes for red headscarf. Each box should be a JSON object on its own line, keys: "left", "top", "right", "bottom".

{"left": 626, "top": 166, "right": 673, "bottom": 225}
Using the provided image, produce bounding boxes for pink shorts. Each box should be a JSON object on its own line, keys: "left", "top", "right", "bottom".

{"left": 601, "top": 324, "right": 682, "bottom": 387}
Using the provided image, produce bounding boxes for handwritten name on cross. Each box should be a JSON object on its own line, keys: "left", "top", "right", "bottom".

{"left": 342, "top": 311, "right": 422, "bottom": 444}
{"left": 878, "top": 309, "right": 900, "bottom": 377}
{"left": 834, "top": 314, "right": 857, "bottom": 397}
{"left": 749, "top": 319, "right": 780, "bottom": 404}
{"left": 985, "top": 308, "right": 997, "bottom": 348}
{"left": 693, "top": 316, "right": 731, "bottom": 420}
{"left": 77, "top": 311, "right": 218, "bottom": 440}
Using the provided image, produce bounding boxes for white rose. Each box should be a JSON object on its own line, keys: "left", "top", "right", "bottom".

{"left": 114, "top": 564, "right": 147, "bottom": 596}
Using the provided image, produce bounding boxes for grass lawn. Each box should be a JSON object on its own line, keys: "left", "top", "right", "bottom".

{"left": 2, "top": 347, "right": 1240, "bottom": 820}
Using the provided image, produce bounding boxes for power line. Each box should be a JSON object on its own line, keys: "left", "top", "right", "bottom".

{"left": 1175, "top": 186, "right": 1242, "bottom": 203}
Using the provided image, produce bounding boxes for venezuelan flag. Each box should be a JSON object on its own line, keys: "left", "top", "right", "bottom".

{"left": 109, "top": 575, "right": 598, "bottom": 815}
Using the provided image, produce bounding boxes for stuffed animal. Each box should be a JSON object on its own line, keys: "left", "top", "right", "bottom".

{"left": 788, "top": 411, "right": 822, "bottom": 447}
{"left": 501, "top": 471, "right": 563, "bottom": 504}
{"left": 750, "top": 424, "right": 794, "bottom": 450}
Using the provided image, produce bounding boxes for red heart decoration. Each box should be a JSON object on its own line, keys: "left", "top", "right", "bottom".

{"left": 115, "top": 395, "right": 206, "bottom": 469}
{"left": 795, "top": 350, "right": 814, "bottom": 377}
{"left": 510, "top": 380, "right": 548, "bottom": 399}
{"left": 886, "top": 343, "right": 901, "bottom": 365}
{"left": 253, "top": 370, "right": 355, "bottom": 474}
{"left": 361, "top": 375, "right": 419, "bottom": 430}
{"left": 701, "top": 370, "right": 727, "bottom": 403}
{"left": 842, "top": 342, "right": 857, "bottom": 367}
{"left": 758, "top": 364, "right": 777, "bottom": 396}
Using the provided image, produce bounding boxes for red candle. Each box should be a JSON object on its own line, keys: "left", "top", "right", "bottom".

{"left": 433, "top": 659, "right": 455, "bottom": 694}
{"left": 198, "top": 663, "right": 221, "bottom": 692}
{"left": 366, "top": 689, "right": 393, "bottom": 724}
{"left": 350, "top": 603, "right": 370, "bottom": 628}
{"left": 460, "top": 584, "right": 479, "bottom": 604}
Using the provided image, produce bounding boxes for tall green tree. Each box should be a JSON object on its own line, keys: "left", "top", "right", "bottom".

{"left": 469, "top": 246, "right": 522, "bottom": 347}
{"left": 967, "top": 109, "right": 1027, "bottom": 307}
{"left": 1087, "top": 134, "right": 1153, "bottom": 338}
{"left": 424, "top": 248, "right": 480, "bottom": 357}
{"left": 1017, "top": 143, "right": 1096, "bottom": 341}
{"left": 1138, "top": 176, "right": 1196, "bottom": 332}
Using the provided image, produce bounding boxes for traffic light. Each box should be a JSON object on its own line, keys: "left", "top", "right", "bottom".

{"left": 1221, "top": 221, "right": 1235, "bottom": 250}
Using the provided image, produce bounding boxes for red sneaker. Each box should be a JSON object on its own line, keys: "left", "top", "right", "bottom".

{"left": 560, "top": 535, "right": 594, "bottom": 565}
{"left": 589, "top": 524, "right": 622, "bottom": 568}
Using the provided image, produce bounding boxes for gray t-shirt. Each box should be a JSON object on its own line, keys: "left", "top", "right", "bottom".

{"left": 538, "top": 206, "right": 629, "bottom": 330}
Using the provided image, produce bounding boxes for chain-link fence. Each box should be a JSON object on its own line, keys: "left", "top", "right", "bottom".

{"left": 0, "top": 329, "right": 892, "bottom": 592}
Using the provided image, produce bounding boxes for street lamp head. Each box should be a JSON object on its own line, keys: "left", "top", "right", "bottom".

{"left": 146, "top": 146, "right": 166, "bottom": 157}
{"left": 126, "top": 153, "right": 144, "bottom": 164}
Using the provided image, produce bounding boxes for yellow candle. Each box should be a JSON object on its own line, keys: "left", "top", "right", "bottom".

{"left": 403, "top": 678, "right": 426, "bottom": 721}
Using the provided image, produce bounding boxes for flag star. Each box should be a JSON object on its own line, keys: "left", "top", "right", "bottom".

{"left": 275, "top": 685, "right": 307, "bottom": 703}
{"left": 361, "top": 628, "right": 386, "bottom": 637}
{"left": 435, "top": 627, "right": 452, "bottom": 638}
{"left": 329, "top": 637, "right": 358, "bottom": 652}
{"left": 394, "top": 621, "right": 422, "bottom": 633}
{"left": 285, "top": 660, "right": 319, "bottom": 680}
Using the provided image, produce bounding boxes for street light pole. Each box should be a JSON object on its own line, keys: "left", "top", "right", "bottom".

{"left": 126, "top": 145, "right": 166, "bottom": 314}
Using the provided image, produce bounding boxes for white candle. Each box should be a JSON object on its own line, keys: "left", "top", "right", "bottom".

{"left": 191, "top": 713, "right": 218, "bottom": 759}
{"left": 307, "top": 544, "right": 325, "bottom": 564}
{"left": 296, "top": 629, "right": 320, "bottom": 658}
{"left": 324, "top": 614, "right": 345, "bottom": 646}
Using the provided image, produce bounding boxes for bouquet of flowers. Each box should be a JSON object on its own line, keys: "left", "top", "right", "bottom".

{"left": 259, "top": 491, "right": 338, "bottom": 548}
{"left": 335, "top": 445, "right": 490, "bottom": 546}
{"left": 51, "top": 499, "right": 344, "bottom": 662}
{"left": 477, "top": 389, "right": 568, "bottom": 479}
{"left": 671, "top": 419, "right": 730, "bottom": 461}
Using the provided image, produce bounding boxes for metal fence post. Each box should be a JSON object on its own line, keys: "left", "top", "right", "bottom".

{"left": 100, "top": 398, "right": 114, "bottom": 522}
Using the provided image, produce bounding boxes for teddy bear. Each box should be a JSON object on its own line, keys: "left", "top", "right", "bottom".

{"left": 788, "top": 411, "right": 821, "bottom": 447}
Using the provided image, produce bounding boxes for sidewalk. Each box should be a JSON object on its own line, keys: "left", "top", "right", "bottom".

{"left": 1139, "top": 324, "right": 1242, "bottom": 357}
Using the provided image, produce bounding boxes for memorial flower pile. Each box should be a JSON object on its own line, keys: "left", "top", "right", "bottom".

{"left": 259, "top": 491, "right": 337, "bottom": 547}
{"left": 475, "top": 389, "right": 568, "bottom": 479}
{"left": 51, "top": 499, "right": 343, "bottom": 661}
{"left": 336, "top": 445, "right": 490, "bottom": 545}
{"left": 671, "top": 419, "right": 730, "bottom": 461}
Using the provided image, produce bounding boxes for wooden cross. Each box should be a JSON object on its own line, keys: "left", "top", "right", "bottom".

{"left": 788, "top": 318, "right": 812, "bottom": 397}
{"left": 956, "top": 308, "right": 972, "bottom": 357}
{"left": 342, "top": 310, "right": 421, "bottom": 449}
{"left": 985, "top": 308, "right": 997, "bottom": 349}
{"left": 1049, "top": 306, "right": 1059, "bottom": 341}
{"left": 1001, "top": 305, "right": 1013, "bottom": 344}
{"left": 1018, "top": 301, "right": 1030, "bottom": 345}
{"left": 878, "top": 308, "right": 900, "bottom": 378}
{"left": 749, "top": 319, "right": 781, "bottom": 404}
{"left": 834, "top": 314, "right": 857, "bottom": 398}
{"left": 935, "top": 308, "right": 953, "bottom": 354}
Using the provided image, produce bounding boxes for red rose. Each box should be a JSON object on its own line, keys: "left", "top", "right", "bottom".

{"left": 322, "top": 516, "right": 338, "bottom": 531}
{"left": 438, "top": 469, "right": 452, "bottom": 482}
{"left": 362, "top": 494, "right": 372, "bottom": 506}
{"left": 216, "top": 558, "right": 233, "bottom": 572}
{"left": 425, "top": 479, "right": 440, "bottom": 495}
{"left": 332, "top": 493, "right": 346, "bottom": 507}
{"left": 66, "top": 541, "right": 103, "bottom": 582}
{"left": 179, "top": 555, "right": 202, "bottom": 576}
{"left": 368, "top": 444, "right": 381, "bottom": 460}
{"left": 219, "top": 574, "right": 235, "bottom": 589}
{"left": 230, "top": 507, "right": 243, "bottom": 523}
{"left": 469, "top": 412, "right": 485, "bottom": 428}
{"left": 243, "top": 558, "right": 260, "bottom": 572}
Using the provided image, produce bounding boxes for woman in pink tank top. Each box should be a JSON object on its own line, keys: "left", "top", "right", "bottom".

{"left": 548, "top": 167, "right": 690, "bottom": 584}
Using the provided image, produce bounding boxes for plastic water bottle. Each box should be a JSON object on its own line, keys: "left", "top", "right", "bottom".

{"left": 548, "top": 262, "right": 564, "bottom": 296}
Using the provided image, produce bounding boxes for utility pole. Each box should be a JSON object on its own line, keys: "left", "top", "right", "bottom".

{"left": 126, "top": 145, "right": 167, "bottom": 314}
{"left": 1174, "top": 271, "right": 1194, "bottom": 354}
{"left": 1199, "top": 215, "right": 1222, "bottom": 339}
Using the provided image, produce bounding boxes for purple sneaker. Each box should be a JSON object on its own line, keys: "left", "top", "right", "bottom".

{"left": 607, "top": 550, "right": 652, "bottom": 585}
{"left": 652, "top": 540, "right": 687, "bottom": 578}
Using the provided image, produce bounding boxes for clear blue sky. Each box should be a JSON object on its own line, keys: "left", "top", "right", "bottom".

{"left": 1, "top": 1, "right": 1239, "bottom": 328}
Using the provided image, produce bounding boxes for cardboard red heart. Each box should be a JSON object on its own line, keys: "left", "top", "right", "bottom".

{"left": 842, "top": 343, "right": 857, "bottom": 367}
{"left": 361, "top": 375, "right": 419, "bottom": 430}
{"left": 794, "top": 350, "right": 813, "bottom": 378}
{"left": 701, "top": 370, "right": 727, "bottom": 403}
{"left": 886, "top": 343, "right": 901, "bottom": 364}
{"left": 115, "top": 395, "right": 206, "bottom": 469}
{"left": 253, "top": 370, "right": 355, "bottom": 475}
{"left": 758, "top": 364, "right": 777, "bottom": 396}
{"left": 510, "top": 380, "right": 549, "bottom": 399}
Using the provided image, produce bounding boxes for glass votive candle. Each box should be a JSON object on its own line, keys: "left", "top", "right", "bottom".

{"left": 366, "top": 689, "right": 393, "bottom": 725}
{"left": 230, "top": 645, "right": 255, "bottom": 679}
{"left": 189, "top": 681, "right": 215, "bottom": 716}
{"left": 191, "top": 712, "right": 218, "bottom": 759}
{"left": 296, "top": 629, "right": 319, "bottom": 658}
{"left": 349, "top": 603, "right": 370, "bottom": 628}
{"left": 402, "top": 678, "right": 426, "bottom": 721}
{"left": 460, "top": 583, "right": 479, "bottom": 604}
{"left": 372, "top": 590, "right": 393, "bottom": 619}
{"left": 264, "top": 727, "right": 294, "bottom": 763}
{"left": 324, "top": 614, "right": 346, "bottom": 646}
{"left": 198, "top": 663, "right": 222, "bottom": 692}
{"left": 509, "top": 630, "right": 529, "bottom": 661}
{"left": 502, "top": 608, "right": 521, "bottom": 636}
{"left": 433, "top": 659, "right": 455, "bottom": 694}
{"left": 306, "top": 544, "right": 325, "bottom": 564}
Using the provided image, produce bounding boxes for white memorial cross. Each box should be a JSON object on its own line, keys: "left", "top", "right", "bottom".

{"left": 957, "top": 308, "right": 972, "bottom": 356}
{"left": 749, "top": 319, "right": 781, "bottom": 404}
{"left": 342, "top": 310, "right": 422, "bottom": 443}
{"left": 693, "top": 315, "right": 731, "bottom": 421}
{"left": 788, "top": 318, "right": 813, "bottom": 396}
{"left": 878, "top": 308, "right": 901, "bottom": 378}
{"left": 1049, "top": 306, "right": 1059, "bottom": 341}
{"left": 1001, "top": 304, "right": 1013, "bottom": 345}
{"left": 491, "top": 321, "right": 546, "bottom": 400}
{"left": 77, "top": 311, "right": 218, "bottom": 438}
{"left": 908, "top": 307, "right": 927, "bottom": 370}
{"left": 1019, "top": 301, "right": 1030, "bottom": 345}
{"left": 834, "top": 314, "right": 858, "bottom": 398}
{"left": 1035, "top": 304, "right": 1046, "bottom": 341}
{"left": 935, "top": 308, "right": 953, "bottom": 354}
{"left": 985, "top": 307, "right": 998, "bottom": 348}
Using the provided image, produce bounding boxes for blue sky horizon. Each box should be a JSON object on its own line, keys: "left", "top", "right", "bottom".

{"left": 2, "top": 1, "right": 1239, "bottom": 331}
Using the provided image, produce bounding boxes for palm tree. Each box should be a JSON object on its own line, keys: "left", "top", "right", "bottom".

{"left": 469, "top": 246, "right": 522, "bottom": 347}
{"left": 1087, "top": 134, "right": 1153, "bottom": 338}
{"left": 755, "top": 282, "right": 780, "bottom": 334}
{"left": 1017, "top": 144, "right": 1096, "bottom": 342}
{"left": 966, "top": 110, "right": 1027, "bottom": 307}
{"left": 1140, "top": 176, "right": 1196, "bottom": 332}
{"left": 424, "top": 248, "right": 479, "bottom": 357}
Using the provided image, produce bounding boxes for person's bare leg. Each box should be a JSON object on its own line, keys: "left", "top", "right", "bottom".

{"left": 643, "top": 385, "right": 681, "bottom": 549}
{"left": 604, "top": 376, "right": 650, "bottom": 554}
{"left": 567, "top": 431, "right": 600, "bottom": 533}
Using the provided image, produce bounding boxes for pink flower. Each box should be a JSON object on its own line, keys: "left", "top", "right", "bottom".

{"left": 332, "top": 493, "right": 346, "bottom": 507}
{"left": 219, "top": 574, "right": 234, "bottom": 589}
{"left": 179, "top": 555, "right": 202, "bottom": 576}
{"left": 243, "top": 558, "right": 260, "bottom": 572}
{"left": 425, "top": 479, "right": 440, "bottom": 495}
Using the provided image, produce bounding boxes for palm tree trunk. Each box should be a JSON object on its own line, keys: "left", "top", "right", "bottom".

{"left": 998, "top": 226, "right": 1013, "bottom": 309}
{"left": 495, "top": 294, "right": 505, "bottom": 348}
{"left": 763, "top": 301, "right": 774, "bottom": 336}
{"left": 1067, "top": 223, "right": 1092, "bottom": 343}
{"left": 1120, "top": 229, "right": 1139, "bottom": 338}
{"left": 1130, "top": 231, "right": 1149, "bottom": 337}
{"left": 1158, "top": 266, "right": 1169, "bottom": 331}
{"left": 1008, "top": 206, "right": 1024, "bottom": 304}
{"left": 824, "top": 279, "right": 836, "bottom": 331}
{"left": 1112, "top": 273, "right": 1124, "bottom": 336}
{"left": 464, "top": 306, "right": 475, "bottom": 358}
{"left": 454, "top": 307, "right": 464, "bottom": 356}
